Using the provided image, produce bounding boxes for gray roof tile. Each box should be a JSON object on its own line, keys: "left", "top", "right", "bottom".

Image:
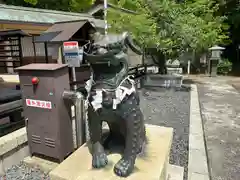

{"left": 0, "top": 4, "right": 104, "bottom": 28}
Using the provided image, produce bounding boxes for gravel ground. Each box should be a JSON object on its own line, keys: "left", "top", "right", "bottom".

{"left": 0, "top": 162, "right": 50, "bottom": 180}
{"left": 140, "top": 87, "right": 190, "bottom": 180}
{"left": 1, "top": 86, "right": 190, "bottom": 180}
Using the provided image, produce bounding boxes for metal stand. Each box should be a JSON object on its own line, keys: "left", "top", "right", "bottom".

{"left": 74, "top": 92, "right": 85, "bottom": 147}
{"left": 71, "top": 67, "right": 77, "bottom": 91}
{"left": 62, "top": 41, "right": 86, "bottom": 148}
{"left": 63, "top": 91, "right": 85, "bottom": 148}
{"left": 71, "top": 67, "right": 85, "bottom": 147}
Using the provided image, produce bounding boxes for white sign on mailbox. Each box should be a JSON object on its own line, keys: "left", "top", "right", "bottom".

{"left": 26, "top": 99, "right": 52, "bottom": 109}
{"left": 63, "top": 41, "right": 83, "bottom": 67}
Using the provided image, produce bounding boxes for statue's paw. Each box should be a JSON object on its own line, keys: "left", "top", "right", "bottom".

{"left": 114, "top": 158, "right": 134, "bottom": 177}
{"left": 136, "top": 146, "right": 142, "bottom": 154}
{"left": 92, "top": 152, "right": 108, "bottom": 168}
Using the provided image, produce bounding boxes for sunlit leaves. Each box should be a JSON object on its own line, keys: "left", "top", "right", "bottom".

{"left": 21, "top": 0, "right": 228, "bottom": 55}
{"left": 24, "top": 0, "right": 37, "bottom": 5}
{"left": 108, "top": 0, "right": 228, "bottom": 55}
{"left": 23, "top": 0, "right": 96, "bottom": 12}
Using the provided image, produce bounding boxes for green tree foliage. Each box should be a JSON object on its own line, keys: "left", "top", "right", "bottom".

{"left": 4, "top": 0, "right": 229, "bottom": 57}
{"left": 107, "top": 0, "right": 228, "bottom": 55}
{"left": 4, "top": 0, "right": 96, "bottom": 12}
{"left": 216, "top": 0, "right": 240, "bottom": 74}
{"left": 69, "top": 0, "right": 95, "bottom": 12}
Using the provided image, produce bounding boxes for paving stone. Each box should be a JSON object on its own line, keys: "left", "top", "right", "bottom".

{"left": 188, "top": 148, "right": 208, "bottom": 175}
{"left": 198, "top": 79, "right": 240, "bottom": 180}
{"left": 189, "top": 133, "right": 205, "bottom": 150}
{"left": 189, "top": 172, "right": 209, "bottom": 180}
{"left": 167, "top": 164, "right": 184, "bottom": 180}
{"left": 189, "top": 119, "right": 203, "bottom": 135}
{"left": 0, "top": 158, "right": 5, "bottom": 176}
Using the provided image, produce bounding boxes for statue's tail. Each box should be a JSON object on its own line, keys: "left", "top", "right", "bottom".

{"left": 84, "top": 49, "right": 120, "bottom": 63}
{"left": 124, "top": 32, "right": 143, "bottom": 55}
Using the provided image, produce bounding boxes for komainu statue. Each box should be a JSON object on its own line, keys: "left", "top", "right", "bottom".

{"left": 84, "top": 31, "right": 146, "bottom": 177}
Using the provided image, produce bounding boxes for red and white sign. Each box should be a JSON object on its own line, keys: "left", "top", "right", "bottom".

{"left": 26, "top": 99, "right": 52, "bottom": 109}
{"left": 63, "top": 41, "right": 82, "bottom": 67}
{"left": 63, "top": 41, "right": 78, "bottom": 49}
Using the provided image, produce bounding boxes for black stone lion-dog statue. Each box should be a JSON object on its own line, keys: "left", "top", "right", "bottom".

{"left": 83, "top": 31, "right": 146, "bottom": 177}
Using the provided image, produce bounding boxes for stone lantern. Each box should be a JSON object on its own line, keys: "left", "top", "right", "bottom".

{"left": 208, "top": 45, "right": 225, "bottom": 77}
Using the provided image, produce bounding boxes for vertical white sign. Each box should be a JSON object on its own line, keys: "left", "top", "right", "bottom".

{"left": 63, "top": 41, "right": 83, "bottom": 67}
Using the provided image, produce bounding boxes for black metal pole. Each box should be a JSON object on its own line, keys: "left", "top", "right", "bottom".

{"left": 61, "top": 42, "right": 64, "bottom": 63}
{"left": 141, "top": 47, "right": 146, "bottom": 88}
{"left": 32, "top": 36, "right": 37, "bottom": 63}
{"left": 44, "top": 42, "right": 49, "bottom": 63}
{"left": 18, "top": 36, "right": 23, "bottom": 66}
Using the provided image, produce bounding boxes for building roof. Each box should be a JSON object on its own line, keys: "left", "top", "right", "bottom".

{"left": 34, "top": 20, "right": 94, "bottom": 42}
{"left": 0, "top": 4, "right": 105, "bottom": 28}
{"left": 0, "top": 29, "right": 30, "bottom": 37}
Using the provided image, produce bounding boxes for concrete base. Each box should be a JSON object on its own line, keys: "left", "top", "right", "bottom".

{"left": 23, "top": 156, "right": 59, "bottom": 174}
{"left": 49, "top": 124, "right": 173, "bottom": 180}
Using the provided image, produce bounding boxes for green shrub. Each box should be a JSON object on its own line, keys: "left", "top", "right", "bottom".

{"left": 217, "top": 59, "right": 232, "bottom": 75}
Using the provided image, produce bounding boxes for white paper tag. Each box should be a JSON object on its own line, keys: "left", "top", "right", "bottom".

{"left": 85, "top": 80, "right": 91, "bottom": 92}
{"left": 115, "top": 88, "right": 122, "bottom": 99}
{"left": 92, "top": 103, "right": 102, "bottom": 110}
{"left": 113, "top": 99, "right": 117, "bottom": 109}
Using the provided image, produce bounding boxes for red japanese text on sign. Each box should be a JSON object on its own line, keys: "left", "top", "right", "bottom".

{"left": 31, "top": 100, "right": 36, "bottom": 106}
{"left": 45, "top": 102, "right": 51, "bottom": 109}
{"left": 26, "top": 99, "right": 31, "bottom": 106}
{"left": 36, "top": 101, "right": 41, "bottom": 107}
{"left": 25, "top": 99, "right": 52, "bottom": 109}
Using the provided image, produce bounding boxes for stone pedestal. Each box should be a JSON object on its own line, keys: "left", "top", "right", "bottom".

{"left": 167, "top": 67, "right": 183, "bottom": 75}
{"left": 49, "top": 124, "right": 173, "bottom": 180}
{"left": 145, "top": 74, "right": 183, "bottom": 88}
{"left": 209, "top": 59, "right": 219, "bottom": 77}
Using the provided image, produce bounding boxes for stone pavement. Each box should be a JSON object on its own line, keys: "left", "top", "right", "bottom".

{"left": 197, "top": 77, "right": 240, "bottom": 180}
{"left": 188, "top": 84, "right": 209, "bottom": 180}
